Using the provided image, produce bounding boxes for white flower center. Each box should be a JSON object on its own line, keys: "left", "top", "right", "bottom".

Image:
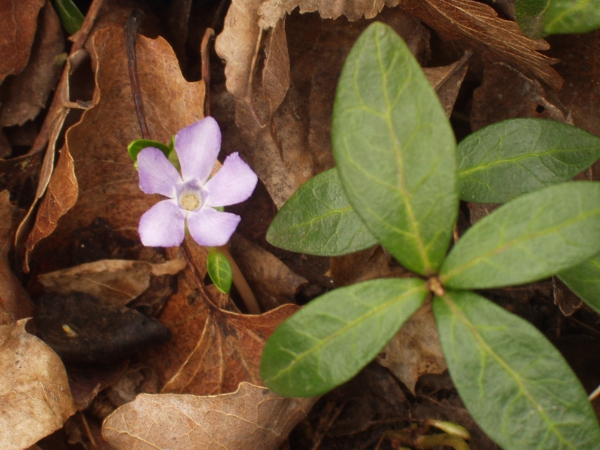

{"left": 180, "top": 192, "right": 201, "bottom": 211}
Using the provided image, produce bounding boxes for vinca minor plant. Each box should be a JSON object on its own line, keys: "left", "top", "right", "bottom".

{"left": 260, "top": 23, "right": 600, "bottom": 449}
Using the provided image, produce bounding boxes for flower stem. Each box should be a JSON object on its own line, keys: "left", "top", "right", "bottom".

{"left": 218, "top": 245, "right": 261, "bottom": 314}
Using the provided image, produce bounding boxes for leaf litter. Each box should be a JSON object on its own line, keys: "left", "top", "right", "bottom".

{"left": 0, "top": 0, "right": 599, "bottom": 448}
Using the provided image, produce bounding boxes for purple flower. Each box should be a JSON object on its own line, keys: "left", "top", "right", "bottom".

{"left": 137, "top": 117, "right": 258, "bottom": 247}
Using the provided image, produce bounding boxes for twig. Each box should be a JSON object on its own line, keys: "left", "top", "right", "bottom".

{"left": 200, "top": 28, "right": 215, "bottom": 116}
{"left": 217, "top": 245, "right": 261, "bottom": 314}
{"left": 125, "top": 9, "right": 150, "bottom": 139}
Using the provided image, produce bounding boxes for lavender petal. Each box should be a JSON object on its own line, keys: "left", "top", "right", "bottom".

{"left": 204, "top": 152, "right": 258, "bottom": 207}
{"left": 139, "top": 200, "right": 186, "bottom": 247}
{"left": 138, "top": 147, "right": 182, "bottom": 197}
{"left": 187, "top": 208, "right": 241, "bottom": 247}
{"left": 175, "top": 117, "right": 221, "bottom": 183}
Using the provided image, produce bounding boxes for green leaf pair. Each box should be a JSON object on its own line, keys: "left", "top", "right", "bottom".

{"left": 515, "top": 0, "right": 600, "bottom": 37}
{"left": 261, "top": 23, "right": 600, "bottom": 449}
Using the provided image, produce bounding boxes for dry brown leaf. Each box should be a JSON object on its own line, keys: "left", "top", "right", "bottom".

{"left": 38, "top": 258, "right": 186, "bottom": 306}
{"left": 229, "top": 234, "right": 307, "bottom": 311}
{"left": 0, "top": 319, "right": 76, "bottom": 449}
{"left": 103, "top": 382, "right": 317, "bottom": 450}
{"left": 29, "top": 21, "right": 205, "bottom": 265}
{"left": 0, "top": 0, "right": 64, "bottom": 127}
{"left": 0, "top": 191, "right": 34, "bottom": 321}
{"left": 401, "top": 0, "right": 562, "bottom": 89}
{"left": 262, "top": 20, "right": 290, "bottom": 116}
{"left": 0, "top": 0, "right": 45, "bottom": 83}
{"left": 377, "top": 301, "right": 447, "bottom": 394}
{"left": 423, "top": 51, "right": 470, "bottom": 118}
{"left": 258, "top": 0, "right": 402, "bottom": 28}
{"left": 24, "top": 147, "right": 77, "bottom": 268}
{"left": 162, "top": 302, "right": 298, "bottom": 395}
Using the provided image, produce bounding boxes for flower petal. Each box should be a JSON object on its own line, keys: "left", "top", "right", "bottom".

{"left": 175, "top": 117, "right": 221, "bottom": 183}
{"left": 139, "top": 200, "right": 185, "bottom": 247}
{"left": 187, "top": 207, "right": 240, "bottom": 247}
{"left": 138, "top": 147, "right": 181, "bottom": 197}
{"left": 204, "top": 152, "right": 258, "bottom": 207}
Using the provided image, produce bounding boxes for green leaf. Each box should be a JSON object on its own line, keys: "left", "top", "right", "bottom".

{"left": 260, "top": 278, "right": 428, "bottom": 397}
{"left": 516, "top": 0, "right": 600, "bottom": 37}
{"left": 128, "top": 139, "right": 171, "bottom": 162}
{"left": 52, "top": 0, "right": 85, "bottom": 36}
{"left": 440, "top": 182, "right": 600, "bottom": 289}
{"left": 332, "top": 22, "right": 457, "bottom": 276}
{"left": 434, "top": 290, "right": 600, "bottom": 449}
{"left": 544, "top": 0, "right": 600, "bottom": 35}
{"left": 266, "top": 168, "right": 377, "bottom": 256}
{"left": 207, "top": 248, "right": 233, "bottom": 294}
{"left": 558, "top": 253, "right": 600, "bottom": 313}
{"left": 458, "top": 118, "right": 600, "bottom": 203}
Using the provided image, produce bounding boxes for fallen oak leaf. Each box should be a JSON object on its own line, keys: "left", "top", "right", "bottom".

{"left": 0, "top": 0, "right": 45, "bottom": 83}
{"left": 38, "top": 258, "right": 186, "bottom": 306}
{"left": 0, "top": 319, "right": 76, "bottom": 449}
{"left": 0, "top": 191, "right": 35, "bottom": 321}
{"left": 102, "top": 382, "right": 318, "bottom": 450}
{"left": 401, "top": 0, "right": 563, "bottom": 89}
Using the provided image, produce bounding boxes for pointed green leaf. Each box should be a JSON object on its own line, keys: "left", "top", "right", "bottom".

{"left": 434, "top": 290, "right": 600, "bottom": 449}
{"left": 260, "top": 278, "right": 428, "bottom": 397}
{"left": 558, "top": 253, "right": 600, "bottom": 313}
{"left": 544, "top": 0, "right": 600, "bottom": 35}
{"left": 207, "top": 248, "right": 233, "bottom": 294}
{"left": 440, "top": 182, "right": 600, "bottom": 289}
{"left": 52, "top": 0, "right": 85, "bottom": 36}
{"left": 458, "top": 118, "right": 600, "bottom": 203}
{"left": 332, "top": 22, "right": 457, "bottom": 276}
{"left": 266, "top": 169, "right": 377, "bottom": 256}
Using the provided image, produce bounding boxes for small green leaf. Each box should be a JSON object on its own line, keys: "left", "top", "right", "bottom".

{"left": 260, "top": 278, "right": 428, "bottom": 397}
{"left": 128, "top": 139, "right": 171, "bottom": 162}
{"left": 440, "top": 182, "right": 600, "bottom": 289}
{"left": 434, "top": 290, "right": 600, "bottom": 449}
{"left": 458, "top": 118, "right": 600, "bottom": 203}
{"left": 332, "top": 22, "right": 457, "bottom": 276}
{"left": 52, "top": 0, "right": 85, "bottom": 36}
{"left": 207, "top": 248, "right": 233, "bottom": 294}
{"left": 266, "top": 168, "right": 377, "bottom": 256}
{"left": 558, "top": 253, "right": 600, "bottom": 313}
{"left": 544, "top": 0, "right": 600, "bottom": 35}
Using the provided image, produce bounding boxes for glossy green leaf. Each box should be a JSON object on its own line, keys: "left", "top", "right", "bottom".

{"left": 458, "top": 118, "right": 600, "bottom": 203}
{"left": 260, "top": 278, "right": 428, "bottom": 397}
{"left": 545, "top": 0, "right": 600, "bottom": 35}
{"left": 207, "top": 248, "right": 233, "bottom": 294}
{"left": 440, "top": 182, "right": 600, "bottom": 289}
{"left": 558, "top": 253, "right": 600, "bottom": 313}
{"left": 266, "top": 169, "right": 377, "bottom": 256}
{"left": 52, "top": 0, "right": 85, "bottom": 36}
{"left": 332, "top": 22, "right": 457, "bottom": 276}
{"left": 516, "top": 0, "right": 600, "bottom": 37}
{"left": 434, "top": 290, "right": 600, "bottom": 449}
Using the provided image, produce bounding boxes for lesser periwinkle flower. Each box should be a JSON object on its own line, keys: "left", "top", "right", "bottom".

{"left": 137, "top": 117, "right": 258, "bottom": 247}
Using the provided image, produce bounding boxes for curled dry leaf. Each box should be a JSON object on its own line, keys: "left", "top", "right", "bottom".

{"left": 38, "top": 258, "right": 186, "bottom": 306}
{"left": 0, "top": 0, "right": 64, "bottom": 127}
{"left": 258, "top": 0, "right": 402, "bottom": 28}
{"left": 377, "top": 302, "right": 447, "bottom": 394}
{"left": 401, "top": 0, "right": 563, "bottom": 89}
{"left": 28, "top": 20, "right": 205, "bottom": 264}
{"left": 423, "top": 51, "right": 471, "bottom": 118}
{"left": 0, "top": 319, "right": 76, "bottom": 449}
{"left": 103, "top": 382, "right": 318, "bottom": 450}
{"left": 0, "top": 0, "right": 45, "bottom": 83}
{"left": 0, "top": 191, "right": 34, "bottom": 321}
